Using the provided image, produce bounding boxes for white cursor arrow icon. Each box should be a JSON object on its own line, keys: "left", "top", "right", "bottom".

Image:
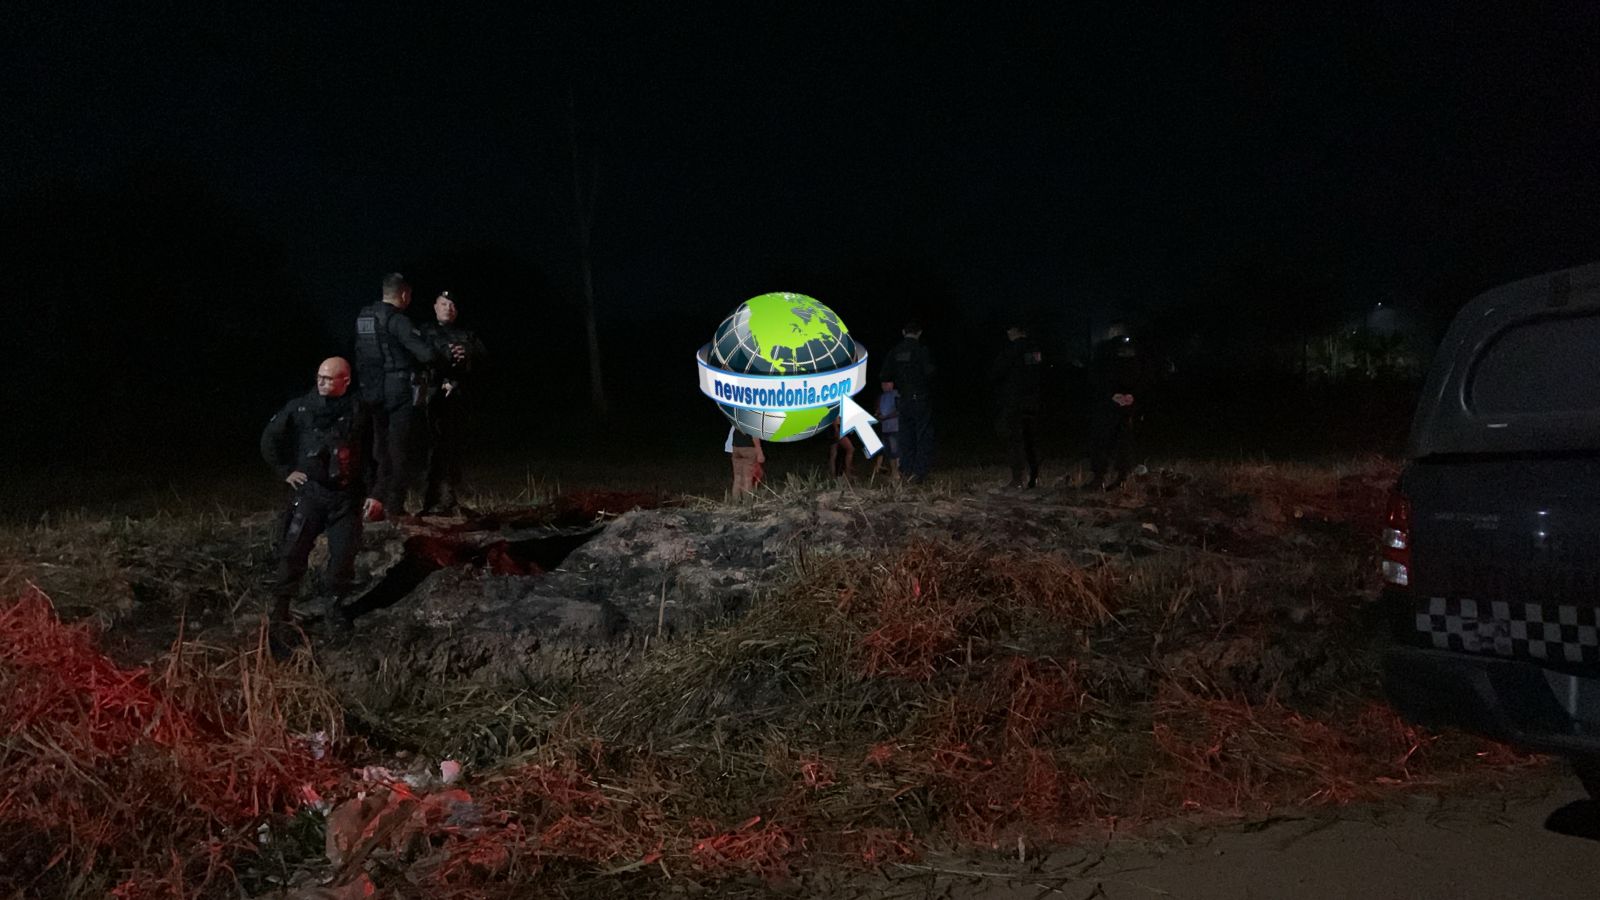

{"left": 838, "top": 395, "right": 884, "bottom": 457}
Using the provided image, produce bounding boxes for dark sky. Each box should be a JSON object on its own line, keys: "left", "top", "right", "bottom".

{"left": 4, "top": 2, "right": 1600, "bottom": 463}
{"left": 9, "top": 3, "right": 1599, "bottom": 319}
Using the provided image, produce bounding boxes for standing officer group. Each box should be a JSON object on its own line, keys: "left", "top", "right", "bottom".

{"left": 869, "top": 318, "right": 1144, "bottom": 491}
{"left": 261, "top": 273, "right": 488, "bottom": 632}
{"left": 351, "top": 273, "right": 489, "bottom": 517}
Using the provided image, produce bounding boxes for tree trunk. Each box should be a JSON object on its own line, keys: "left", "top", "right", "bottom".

{"left": 568, "top": 90, "right": 607, "bottom": 418}
{"left": 577, "top": 250, "right": 605, "bottom": 417}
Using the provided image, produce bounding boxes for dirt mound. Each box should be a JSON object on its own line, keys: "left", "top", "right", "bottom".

{"left": 318, "top": 486, "right": 1141, "bottom": 710}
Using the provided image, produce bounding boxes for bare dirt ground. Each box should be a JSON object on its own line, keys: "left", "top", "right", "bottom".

{"left": 865, "top": 775, "right": 1600, "bottom": 899}
{"left": 4, "top": 458, "right": 1596, "bottom": 898}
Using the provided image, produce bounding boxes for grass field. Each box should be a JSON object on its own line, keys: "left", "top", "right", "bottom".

{"left": 0, "top": 455, "right": 1544, "bottom": 899}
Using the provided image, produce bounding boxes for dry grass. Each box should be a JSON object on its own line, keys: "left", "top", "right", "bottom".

{"left": 344, "top": 505, "right": 1527, "bottom": 894}
{"left": 0, "top": 510, "right": 278, "bottom": 648}
{"left": 0, "top": 588, "right": 344, "bottom": 899}
{"left": 0, "top": 458, "right": 1543, "bottom": 898}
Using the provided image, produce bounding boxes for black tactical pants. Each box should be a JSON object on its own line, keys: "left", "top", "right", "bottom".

{"left": 371, "top": 374, "right": 416, "bottom": 513}
{"left": 1089, "top": 404, "right": 1135, "bottom": 486}
{"left": 424, "top": 396, "right": 468, "bottom": 510}
{"left": 898, "top": 397, "right": 935, "bottom": 480}
{"left": 999, "top": 409, "right": 1040, "bottom": 486}
{"left": 271, "top": 483, "right": 362, "bottom": 620}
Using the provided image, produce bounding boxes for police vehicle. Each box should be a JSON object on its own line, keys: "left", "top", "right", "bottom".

{"left": 1383, "top": 263, "right": 1600, "bottom": 796}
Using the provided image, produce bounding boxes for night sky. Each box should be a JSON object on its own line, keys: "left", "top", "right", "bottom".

{"left": 5, "top": 2, "right": 1600, "bottom": 467}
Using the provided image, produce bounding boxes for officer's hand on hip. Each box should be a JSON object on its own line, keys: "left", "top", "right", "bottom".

{"left": 286, "top": 471, "right": 309, "bottom": 488}
{"left": 363, "top": 498, "right": 385, "bottom": 521}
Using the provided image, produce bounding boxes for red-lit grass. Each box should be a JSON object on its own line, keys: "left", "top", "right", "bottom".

{"left": 842, "top": 542, "right": 1115, "bottom": 681}
{"left": 0, "top": 588, "right": 342, "bottom": 898}
{"left": 1142, "top": 686, "right": 1540, "bottom": 819}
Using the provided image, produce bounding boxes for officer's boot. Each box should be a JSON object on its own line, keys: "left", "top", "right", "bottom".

{"left": 322, "top": 594, "right": 354, "bottom": 644}
{"left": 268, "top": 594, "right": 305, "bottom": 660}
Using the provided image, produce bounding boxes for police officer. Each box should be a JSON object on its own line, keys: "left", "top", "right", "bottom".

{"left": 878, "top": 321, "right": 936, "bottom": 483}
{"left": 354, "top": 273, "right": 437, "bottom": 516}
{"left": 259, "top": 357, "right": 384, "bottom": 635}
{"left": 1086, "top": 322, "right": 1145, "bottom": 490}
{"left": 419, "top": 290, "right": 489, "bottom": 515}
{"left": 991, "top": 324, "right": 1043, "bottom": 489}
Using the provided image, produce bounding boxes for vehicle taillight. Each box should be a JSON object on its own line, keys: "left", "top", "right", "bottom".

{"left": 1381, "top": 488, "right": 1412, "bottom": 588}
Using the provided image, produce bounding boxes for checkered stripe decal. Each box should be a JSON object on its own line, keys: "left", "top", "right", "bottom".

{"left": 1416, "top": 598, "right": 1600, "bottom": 663}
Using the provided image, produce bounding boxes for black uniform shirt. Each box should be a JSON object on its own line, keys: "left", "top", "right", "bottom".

{"left": 421, "top": 320, "right": 489, "bottom": 385}
{"left": 355, "top": 302, "right": 437, "bottom": 375}
{"left": 878, "top": 337, "right": 936, "bottom": 401}
{"left": 991, "top": 337, "right": 1043, "bottom": 413}
{"left": 259, "top": 391, "right": 380, "bottom": 494}
{"left": 1090, "top": 337, "right": 1144, "bottom": 406}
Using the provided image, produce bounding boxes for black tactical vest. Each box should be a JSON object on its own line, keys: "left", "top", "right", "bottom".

{"left": 293, "top": 395, "right": 364, "bottom": 490}
{"left": 354, "top": 302, "right": 406, "bottom": 401}
{"left": 353, "top": 301, "right": 403, "bottom": 374}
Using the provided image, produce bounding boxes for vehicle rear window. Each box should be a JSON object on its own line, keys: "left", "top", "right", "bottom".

{"left": 1470, "top": 315, "right": 1600, "bottom": 416}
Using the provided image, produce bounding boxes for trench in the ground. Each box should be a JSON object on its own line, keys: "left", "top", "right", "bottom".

{"left": 343, "top": 524, "right": 606, "bottom": 619}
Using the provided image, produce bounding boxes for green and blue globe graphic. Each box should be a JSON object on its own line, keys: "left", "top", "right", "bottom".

{"left": 708, "top": 292, "right": 857, "bottom": 441}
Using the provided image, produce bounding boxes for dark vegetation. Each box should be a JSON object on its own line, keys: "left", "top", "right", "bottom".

{"left": 2, "top": 157, "right": 1435, "bottom": 496}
